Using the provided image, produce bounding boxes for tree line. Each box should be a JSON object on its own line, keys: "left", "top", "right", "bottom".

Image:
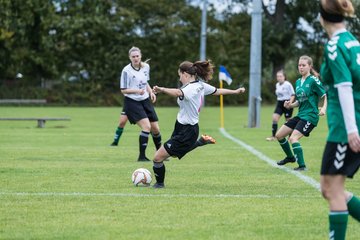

{"left": 0, "top": 0, "right": 359, "bottom": 105}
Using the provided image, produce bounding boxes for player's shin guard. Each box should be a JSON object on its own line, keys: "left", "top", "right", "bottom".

{"left": 329, "top": 211, "right": 348, "bottom": 240}
{"left": 347, "top": 194, "right": 360, "bottom": 221}
{"left": 151, "top": 132, "right": 162, "bottom": 150}
{"left": 139, "top": 131, "right": 150, "bottom": 159}
{"left": 278, "top": 138, "right": 293, "bottom": 158}
{"left": 292, "top": 142, "right": 305, "bottom": 167}
{"left": 153, "top": 162, "right": 165, "bottom": 184}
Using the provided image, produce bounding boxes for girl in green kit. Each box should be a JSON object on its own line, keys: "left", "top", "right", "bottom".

{"left": 275, "top": 55, "right": 327, "bottom": 171}
{"left": 319, "top": 0, "right": 360, "bottom": 239}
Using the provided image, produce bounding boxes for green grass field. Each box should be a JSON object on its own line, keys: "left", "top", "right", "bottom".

{"left": 0, "top": 106, "right": 359, "bottom": 239}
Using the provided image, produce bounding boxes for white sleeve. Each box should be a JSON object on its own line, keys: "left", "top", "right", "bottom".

{"left": 120, "top": 70, "right": 127, "bottom": 89}
{"left": 288, "top": 82, "right": 295, "bottom": 95}
{"left": 336, "top": 83, "right": 358, "bottom": 134}
{"left": 203, "top": 82, "right": 217, "bottom": 95}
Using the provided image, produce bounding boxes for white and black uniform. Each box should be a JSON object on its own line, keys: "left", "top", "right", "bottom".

{"left": 164, "top": 80, "right": 217, "bottom": 159}
{"left": 120, "top": 63, "right": 158, "bottom": 124}
{"left": 274, "top": 80, "right": 295, "bottom": 118}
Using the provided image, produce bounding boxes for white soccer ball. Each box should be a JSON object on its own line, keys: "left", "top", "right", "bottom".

{"left": 132, "top": 168, "right": 152, "bottom": 187}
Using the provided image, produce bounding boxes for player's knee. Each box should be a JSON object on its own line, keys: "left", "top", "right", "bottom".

{"left": 320, "top": 187, "right": 330, "bottom": 200}
{"left": 288, "top": 137, "right": 298, "bottom": 144}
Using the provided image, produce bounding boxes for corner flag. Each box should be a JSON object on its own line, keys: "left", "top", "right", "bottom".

{"left": 219, "top": 65, "right": 232, "bottom": 85}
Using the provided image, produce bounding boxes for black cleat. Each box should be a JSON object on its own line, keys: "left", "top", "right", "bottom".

{"left": 137, "top": 157, "right": 151, "bottom": 162}
{"left": 294, "top": 166, "right": 307, "bottom": 171}
{"left": 277, "top": 157, "right": 296, "bottom": 165}
{"left": 153, "top": 183, "right": 165, "bottom": 188}
{"left": 110, "top": 142, "right": 118, "bottom": 146}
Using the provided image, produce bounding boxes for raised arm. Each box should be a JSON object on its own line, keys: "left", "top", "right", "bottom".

{"left": 213, "top": 87, "right": 246, "bottom": 96}
{"left": 153, "top": 86, "right": 183, "bottom": 97}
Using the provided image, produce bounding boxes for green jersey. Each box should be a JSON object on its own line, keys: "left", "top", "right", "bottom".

{"left": 320, "top": 30, "right": 360, "bottom": 142}
{"left": 295, "top": 75, "right": 326, "bottom": 126}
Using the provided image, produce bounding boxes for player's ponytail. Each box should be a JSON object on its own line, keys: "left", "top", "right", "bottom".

{"left": 192, "top": 60, "right": 214, "bottom": 81}
{"left": 179, "top": 60, "right": 214, "bottom": 81}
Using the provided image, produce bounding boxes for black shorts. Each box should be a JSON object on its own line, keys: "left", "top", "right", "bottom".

{"left": 274, "top": 100, "right": 293, "bottom": 118}
{"left": 163, "top": 120, "right": 199, "bottom": 159}
{"left": 124, "top": 97, "right": 159, "bottom": 124}
{"left": 321, "top": 142, "right": 360, "bottom": 178}
{"left": 284, "top": 117, "right": 315, "bottom": 137}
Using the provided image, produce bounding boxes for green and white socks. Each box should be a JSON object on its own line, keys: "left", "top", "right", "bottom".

{"left": 112, "top": 127, "right": 124, "bottom": 145}
{"left": 329, "top": 211, "right": 348, "bottom": 240}
{"left": 278, "top": 138, "right": 293, "bottom": 158}
{"left": 327, "top": 194, "right": 360, "bottom": 240}
{"left": 292, "top": 142, "right": 305, "bottom": 167}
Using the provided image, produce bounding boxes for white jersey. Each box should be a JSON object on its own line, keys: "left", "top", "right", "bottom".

{"left": 177, "top": 81, "right": 217, "bottom": 125}
{"left": 120, "top": 63, "right": 150, "bottom": 101}
{"left": 275, "top": 80, "right": 295, "bottom": 101}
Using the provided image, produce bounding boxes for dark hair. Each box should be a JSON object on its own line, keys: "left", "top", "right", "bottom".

{"left": 179, "top": 60, "right": 214, "bottom": 81}
{"left": 276, "top": 69, "right": 287, "bottom": 80}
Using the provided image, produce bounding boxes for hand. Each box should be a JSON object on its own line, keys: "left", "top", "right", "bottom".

{"left": 138, "top": 89, "right": 145, "bottom": 95}
{"left": 318, "top": 107, "right": 326, "bottom": 116}
{"left": 284, "top": 101, "right": 291, "bottom": 109}
{"left": 348, "top": 132, "right": 360, "bottom": 153}
{"left": 153, "top": 86, "right": 163, "bottom": 94}
{"left": 236, "top": 87, "right": 246, "bottom": 93}
{"left": 150, "top": 92, "right": 156, "bottom": 103}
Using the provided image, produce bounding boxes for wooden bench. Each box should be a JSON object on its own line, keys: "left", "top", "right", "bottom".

{"left": 0, "top": 99, "right": 47, "bottom": 104}
{"left": 0, "top": 117, "right": 71, "bottom": 128}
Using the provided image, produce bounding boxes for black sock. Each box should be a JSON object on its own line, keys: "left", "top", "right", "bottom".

{"left": 153, "top": 162, "right": 165, "bottom": 184}
{"left": 272, "top": 122, "right": 278, "bottom": 137}
{"left": 189, "top": 140, "right": 201, "bottom": 152}
{"left": 152, "top": 132, "right": 162, "bottom": 150}
{"left": 139, "top": 131, "right": 150, "bottom": 159}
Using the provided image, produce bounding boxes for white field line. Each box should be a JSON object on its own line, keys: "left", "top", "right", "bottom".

{"left": 219, "top": 128, "right": 321, "bottom": 191}
{"left": 0, "top": 191, "right": 318, "bottom": 199}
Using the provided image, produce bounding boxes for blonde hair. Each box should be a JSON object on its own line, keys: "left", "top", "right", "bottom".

{"left": 299, "top": 55, "right": 320, "bottom": 78}
{"left": 128, "top": 46, "right": 141, "bottom": 56}
{"left": 128, "top": 46, "right": 150, "bottom": 68}
{"left": 321, "top": 0, "right": 355, "bottom": 17}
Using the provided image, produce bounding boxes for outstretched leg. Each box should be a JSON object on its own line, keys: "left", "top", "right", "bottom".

{"left": 188, "top": 134, "right": 216, "bottom": 152}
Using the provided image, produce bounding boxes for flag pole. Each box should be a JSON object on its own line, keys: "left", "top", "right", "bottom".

{"left": 220, "top": 80, "right": 224, "bottom": 129}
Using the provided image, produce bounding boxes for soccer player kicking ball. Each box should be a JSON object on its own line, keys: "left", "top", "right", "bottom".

{"left": 151, "top": 60, "right": 245, "bottom": 188}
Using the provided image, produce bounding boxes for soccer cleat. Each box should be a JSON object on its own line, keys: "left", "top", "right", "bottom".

{"left": 110, "top": 142, "right": 118, "bottom": 146}
{"left": 266, "top": 136, "right": 276, "bottom": 141}
{"left": 277, "top": 157, "right": 296, "bottom": 165}
{"left": 200, "top": 134, "right": 216, "bottom": 145}
{"left": 153, "top": 182, "right": 165, "bottom": 188}
{"left": 294, "top": 166, "right": 307, "bottom": 171}
{"left": 137, "top": 157, "right": 151, "bottom": 162}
